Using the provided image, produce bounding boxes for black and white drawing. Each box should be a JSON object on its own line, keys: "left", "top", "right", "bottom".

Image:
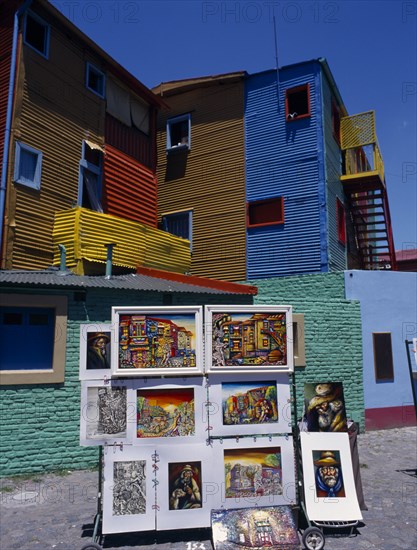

{"left": 113, "top": 460, "right": 146, "bottom": 516}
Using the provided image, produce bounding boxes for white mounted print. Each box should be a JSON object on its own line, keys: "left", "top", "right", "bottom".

{"left": 79, "top": 323, "right": 113, "bottom": 380}
{"left": 205, "top": 305, "right": 294, "bottom": 373}
{"left": 111, "top": 306, "right": 203, "bottom": 377}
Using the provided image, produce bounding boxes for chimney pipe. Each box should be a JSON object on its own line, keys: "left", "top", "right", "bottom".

{"left": 105, "top": 243, "right": 116, "bottom": 279}
{"left": 58, "top": 244, "right": 66, "bottom": 273}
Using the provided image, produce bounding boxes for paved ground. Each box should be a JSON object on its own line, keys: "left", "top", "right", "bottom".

{"left": 0, "top": 426, "right": 416, "bottom": 550}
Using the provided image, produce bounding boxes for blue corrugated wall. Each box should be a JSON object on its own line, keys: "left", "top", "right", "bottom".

{"left": 245, "top": 62, "right": 329, "bottom": 278}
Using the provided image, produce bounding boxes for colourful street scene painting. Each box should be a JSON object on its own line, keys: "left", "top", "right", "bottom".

{"left": 222, "top": 381, "right": 278, "bottom": 425}
{"left": 119, "top": 313, "right": 197, "bottom": 370}
{"left": 224, "top": 448, "right": 282, "bottom": 499}
{"left": 137, "top": 388, "right": 195, "bottom": 438}
{"left": 211, "top": 506, "right": 300, "bottom": 549}
{"left": 304, "top": 383, "right": 347, "bottom": 432}
{"left": 313, "top": 450, "right": 346, "bottom": 498}
{"left": 168, "top": 461, "right": 202, "bottom": 510}
{"left": 211, "top": 312, "right": 287, "bottom": 367}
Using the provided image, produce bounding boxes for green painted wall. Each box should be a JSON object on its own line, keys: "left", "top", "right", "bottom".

{"left": 249, "top": 272, "right": 365, "bottom": 430}
{"left": 0, "top": 287, "right": 252, "bottom": 476}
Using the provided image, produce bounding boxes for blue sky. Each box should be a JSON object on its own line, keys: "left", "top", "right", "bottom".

{"left": 52, "top": 0, "right": 416, "bottom": 250}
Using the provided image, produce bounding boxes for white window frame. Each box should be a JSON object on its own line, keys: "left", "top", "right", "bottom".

{"left": 78, "top": 141, "right": 103, "bottom": 212}
{"left": 166, "top": 113, "right": 191, "bottom": 151}
{"left": 86, "top": 62, "right": 106, "bottom": 98}
{"left": 13, "top": 141, "right": 43, "bottom": 190}
{"left": 23, "top": 11, "right": 50, "bottom": 59}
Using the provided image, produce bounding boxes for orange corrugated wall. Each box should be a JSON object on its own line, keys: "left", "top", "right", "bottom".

{"left": 103, "top": 144, "right": 157, "bottom": 227}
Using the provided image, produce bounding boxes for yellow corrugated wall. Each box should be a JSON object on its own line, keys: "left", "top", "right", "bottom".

{"left": 156, "top": 81, "right": 247, "bottom": 282}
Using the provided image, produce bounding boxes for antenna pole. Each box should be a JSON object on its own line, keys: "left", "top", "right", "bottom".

{"left": 273, "top": 15, "right": 280, "bottom": 112}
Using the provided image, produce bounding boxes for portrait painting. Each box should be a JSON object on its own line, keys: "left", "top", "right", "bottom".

{"left": 224, "top": 447, "right": 282, "bottom": 499}
{"left": 168, "top": 461, "right": 202, "bottom": 511}
{"left": 304, "top": 382, "right": 348, "bottom": 432}
{"left": 112, "top": 306, "right": 203, "bottom": 376}
{"left": 137, "top": 387, "right": 195, "bottom": 439}
{"left": 113, "top": 460, "right": 146, "bottom": 516}
{"left": 205, "top": 306, "right": 293, "bottom": 373}
{"left": 211, "top": 506, "right": 300, "bottom": 550}
{"left": 222, "top": 381, "right": 278, "bottom": 426}
{"left": 313, "top": 450, "right": 345, "bottom": 498}
{"left": 79, "top": 323, "right": 113, "bottom": 380}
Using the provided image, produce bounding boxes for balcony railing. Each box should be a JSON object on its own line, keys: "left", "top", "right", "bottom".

{"left": 340, "top": 111, "right": 385, "bottom": 188}
{"left": 52, "top": 207, "right": 191, "bottom": 275}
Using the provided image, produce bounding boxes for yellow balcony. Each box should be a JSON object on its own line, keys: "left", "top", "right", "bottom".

{"left": 340, "top": 111, "right": 385, "bottom": 191}
{"left": 52, "top": 207, "right": 191, "bottom": 275}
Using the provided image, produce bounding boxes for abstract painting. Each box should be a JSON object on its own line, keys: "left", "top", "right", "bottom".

{"left": 168, "top": 461, "right": 202, "bottom": 510}
{"left": 212, "top": 506, "right": 300, "bottom": 549}
{"left": 304, "top": 382, "right": 348, "bottom": 432}
{"left": 112, "top": 306, "right": 203, "bottom": 376}
{"left": 113, "top": 460, "right": 146, "bottom": 515}
{"left": 222, "top": 381, "right": 278, "bottom": 426}
{"left": 137, "top": 388, "right": 195, "bottom": 438}
{"left": 205, "top": 306, "right": 293, "bottom": 373}
{"left": 224, "top": 447, "right": 282, "bottom": 499}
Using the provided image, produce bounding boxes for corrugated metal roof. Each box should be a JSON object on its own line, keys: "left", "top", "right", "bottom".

{"left": 0, "top": 269, "right": 254, "bottom": 295}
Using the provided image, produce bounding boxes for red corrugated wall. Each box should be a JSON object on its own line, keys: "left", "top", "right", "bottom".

{"left": 103, "top": 144, "right": 157, "bottom": 227}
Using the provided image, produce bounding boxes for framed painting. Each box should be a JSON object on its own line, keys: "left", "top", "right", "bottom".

{"left": 127, "top": 377, "right": 206, "bottom": 445}
{"left": 79, "top": 323, "right": 113, "bottom": 380}
{"left": 80, "top": 379, "right": 131, "bottom": 446}
{"left": 157, "top": 444, "right": 217, "bottom": 530}
{"left": 102, "top": 446, "right": 155, "bottom": 534}
{"left": 207, "top": 373, "right": 292, "bottom": 437}
{"left": 303, "top": 382, "right": 348, "bottom": 432}
{"left": 300, "top": 432, "right": 362, "bottom": 522}
{"left": 111, "top": 306, "right": 203, "bottom": 376}
{"left": 213, "top": 436, "right": 296, "bottom": 509}
{"left": 205, "top": 306, "right": 293, "bottom": 373}
{"left": 211, "top": 506, "right": 300, "bottom": 550}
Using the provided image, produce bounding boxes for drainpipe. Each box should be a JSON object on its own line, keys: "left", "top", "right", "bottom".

{"left": 105, "top": 243, "right": 115, "bottom": 279}
{"left": 58, "top": 244, "right": 66, "bottom": 274}
{"left": 0, "top": 0, "right": 33, "bottom": 266}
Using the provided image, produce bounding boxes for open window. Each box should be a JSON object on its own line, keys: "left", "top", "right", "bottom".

{"left": 373, "top": 332, "right": 394, "bottom": 382}
{"left": 167, "top": 114, "right": 191, "bottom": 151}
{"left": 79, "top": 141, "right": 103, "bottom": 212}
{"left": 285, "top": 84, "right": 310, "bottom": 121}
{"left": 86, "top": 62, "right": 105, "bottom": 98}
{"left": 24, "top": 11, "right": 50, "bottom": 58}
{"left": 162, "top": 210, "right": 193, "bottom": 245}
{"left": 336, "top": 198, "right": 346, "bottom": 245}
{"left": 13, "top": 141, "right": 42, "bottom": 190}
{"left": 247, "top": 197, "right": 284, "bottom": 228}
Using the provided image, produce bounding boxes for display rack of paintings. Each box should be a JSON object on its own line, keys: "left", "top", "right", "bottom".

{"left": 300, "top": 432, "right": 362, "bottom": 522}
{"left": 80, "top": 379, "right": 131, "bottom": 446}
{"left": 211, "top": 505, "right": 300, "bottom": 550}
{"left": 111, "top": 306, "right": 203, "bottom": 377}
{"left": 212, "top": 436, "right": 296, "bottom": 509}
{"left": 205, "top": 305, "right": 293, "bottom": 374}
{"left": 79, "top": 323, "right": 113, "bottom": 380}
{"left": 207, "top": 373, "right": 292, "bottom": 437}
{"left": 303, "top": 382, "right": 348, "bottom": 433}
{"left": 127, "top": 377, "right": 207, "bottom": 446}
{"left": 102, "top": 446, "right": 156, "bottom": 534}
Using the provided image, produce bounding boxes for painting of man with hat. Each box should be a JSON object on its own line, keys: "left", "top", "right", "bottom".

{"left": 313, "top": 450, "right": 345, "bottom": 498}
{"left": 168, "top": 462, "right": 202, "bottom": 510}
{"left": 87, "top": 332, "right": 111, "bottom": 370}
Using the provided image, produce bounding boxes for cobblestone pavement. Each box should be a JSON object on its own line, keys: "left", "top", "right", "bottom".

{"left": 1, "top": 427, "right": 416, "bottom": 550}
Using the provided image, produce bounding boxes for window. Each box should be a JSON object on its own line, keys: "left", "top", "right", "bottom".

{"left": 293, "top": 313, "right": 306, "bottom": 367}
{"left": 13, "top": 142, "right": 42, "bottom": 190}
{"left": 79, "top": 141, "right": 103, "bottom": 212}
{"left": 337, "top": 198, "right": 346, "bottom": 245}
{"left": 86, "top": 63, "right": 105, "bottom": 98}
{"left": 0, "top": 295, "right": 67, "bottom": 385}
{"left": 373, "top": 332, "right": 394, "bottom": 382}
{"left": 285, "top": 84, "right": 310, "bottom": 121}
{"left": 24, "top": 11, "right": 50, "bottom": 58}
{"left": 247, "top": 197, "right": 284, "bottom": 228}
{"left": 332, "top": 99, "right": 341, "bottom": 144}
{"left": 162, "top": 210, "right": 193, "bottom": 244}
{"left": 167, "top": 114, "right": 191, "bottom": 150}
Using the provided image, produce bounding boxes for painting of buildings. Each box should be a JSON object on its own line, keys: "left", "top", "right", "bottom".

{"left": 212, "top": 312, "right": 287, "bottom": 367}
{"left": 119, "top": 314, "right": 196, "bottom": 370}
{"left": 224, "top": 448, "right": 282, "bottom": 499}
{"left": 222, "top": 382, "right": 278, "bottom": 426}
{"left": 137, "top": 388, "right": 195, "bottom": 438}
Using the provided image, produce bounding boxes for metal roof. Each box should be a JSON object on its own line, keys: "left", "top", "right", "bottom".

{"left": 0, "top": 269, "right": 255, "bottom": 295}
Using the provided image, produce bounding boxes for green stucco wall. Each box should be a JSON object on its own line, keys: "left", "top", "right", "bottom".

{"left": 0, "top": 288, "right": 252, "bottom": 476}
{"left": 249, "top": 272, "right": 365, "bottom": 430}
